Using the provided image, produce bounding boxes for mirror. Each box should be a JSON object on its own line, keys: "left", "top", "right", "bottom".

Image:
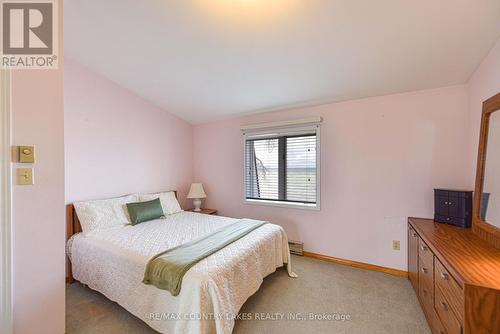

{"left": 481, "top": 111, "right": 500, "bottom": 227}
{"left": 473, "top": 92, "right": 500, "bottom": 248}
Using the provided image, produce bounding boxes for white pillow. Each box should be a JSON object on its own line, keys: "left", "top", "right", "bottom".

{"left": 74, "top": 194, "right": 138, "bottom": 235}
{"left": 140, "top": 191, "right": 182, "bottom": 215}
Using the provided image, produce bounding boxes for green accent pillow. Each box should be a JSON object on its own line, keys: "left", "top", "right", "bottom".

{"left": 126, "top": 198, "right": 165, "bottom": 225}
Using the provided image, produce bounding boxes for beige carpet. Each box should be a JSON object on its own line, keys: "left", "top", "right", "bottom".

{"left": 66, "top": 256, "right": 430, "bottom": 334}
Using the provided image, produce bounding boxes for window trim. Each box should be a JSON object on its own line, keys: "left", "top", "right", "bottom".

{"left": 242, "top": 123, "right": 321, "bottom": 210}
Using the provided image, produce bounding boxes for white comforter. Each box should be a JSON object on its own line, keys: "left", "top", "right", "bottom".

{"left": 68, "top": 211, "right": 294, "bottom": 334}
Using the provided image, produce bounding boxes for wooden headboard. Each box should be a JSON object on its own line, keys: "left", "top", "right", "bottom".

{"left": 66, "top": 190, "right": 178, "bottom": 284}
{"left": 67, "top": 204, "right": 82, "bottom": 240}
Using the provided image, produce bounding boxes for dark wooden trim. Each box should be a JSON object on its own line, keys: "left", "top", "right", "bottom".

{"left": 303, "top": 251, "right": 408, "bottom": 278}
{"left": 473, "top": 92, "right": 500, "bottom": 249}
{"left": 66, "top": 204, "right": 77, "bottom": 284}
{"left": 66, "top": 190, "right": 178, "bottom": 284}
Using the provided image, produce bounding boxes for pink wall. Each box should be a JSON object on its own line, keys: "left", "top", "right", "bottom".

{"left": 193, "top": 85, "right": 470, "bottom": 270}
{"left": 64, "top": 59, "right": 193, "bottom": 207}
{"left": 466, "top": 38, "right": 500, "bottom": 187}
{"left": 11, "top": 2, "right": 65, "bottom": 333}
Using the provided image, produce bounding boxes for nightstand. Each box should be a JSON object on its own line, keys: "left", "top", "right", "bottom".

{"left": 185, "top": 208, "right": 218, "bottom": 215}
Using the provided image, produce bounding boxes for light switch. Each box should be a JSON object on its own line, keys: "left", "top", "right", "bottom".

{"left": 17, "top": 168, "right": 34, "bottom": 185}
{"left": 18, "top": 145, "right": 35, "bottom": 163}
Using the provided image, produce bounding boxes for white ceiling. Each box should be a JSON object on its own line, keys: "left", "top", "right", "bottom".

{"left": 65, "top": 0, "right": 500, "bottom": 124}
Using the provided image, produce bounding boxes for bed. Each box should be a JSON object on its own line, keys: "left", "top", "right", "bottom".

{"left": 66, "top": 191, "right": 295, "bottom": 334}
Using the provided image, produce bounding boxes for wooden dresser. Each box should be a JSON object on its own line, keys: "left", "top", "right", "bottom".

{"left": 408, "top": 217, "right": 500, "bottom": 334}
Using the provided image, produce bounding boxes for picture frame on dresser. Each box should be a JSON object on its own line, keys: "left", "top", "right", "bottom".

{"left": 473, "top": 92, "right": 500, "bottom": 248}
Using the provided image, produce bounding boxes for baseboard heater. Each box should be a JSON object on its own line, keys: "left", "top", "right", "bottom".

{"left": 288, "top": 240, "right": 304, "bottom": 256}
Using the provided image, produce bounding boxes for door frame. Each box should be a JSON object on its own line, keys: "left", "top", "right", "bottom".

{"left": 0, "top": 69, "right": 13, "bottom": 334}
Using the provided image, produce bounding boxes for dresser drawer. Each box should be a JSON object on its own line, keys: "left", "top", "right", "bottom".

{"left": 418, "top": 238, "right": 433, "bottom": 267}
{"left": 435, "top": 287, "right": 461, "bottom": 334}
{"left": 419, "top": 287, "right": 446, "bottom": 334}
{"left": 431, "top": 316, "right": 447, "bottom": 334}
{"left": 434, "top": 259, "right": 464, "bottom": 322}
{"left": 408, "top": 225, "right": 419, "bottom": 292}
{"left": 418, "top": 257, "right": 433, "bottom": 294}
{"left": 419, "top": 279, "right": 434, "bottom": 317}
{"left": 419, "top": 279, "right": 446, "bottom": 334}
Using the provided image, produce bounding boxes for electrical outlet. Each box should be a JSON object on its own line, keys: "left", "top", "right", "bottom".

{"left": 392, "top": 240, "right": 400, "bottom": 251}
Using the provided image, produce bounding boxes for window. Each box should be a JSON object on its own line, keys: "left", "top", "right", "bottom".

{"left": 244, "top": 123, "right": 320, "bottom": 209}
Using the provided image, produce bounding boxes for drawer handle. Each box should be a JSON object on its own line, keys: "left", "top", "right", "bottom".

{"left": 422, "top": 289, "right": 427, "bottom": 295}
{"left": 440, "top": 272, "right": 448, "bottom": 280}
{"left": 421, "top": 268, "right": 428, "bottom": 274}
{"left": 420, "top": 245, "right": 428, "bottom": 251}
{"left": 412, "top": 232, "right": 417, "bottom": 237}
{"left": 440, "top": 301, "right": 448, "bottom": 310}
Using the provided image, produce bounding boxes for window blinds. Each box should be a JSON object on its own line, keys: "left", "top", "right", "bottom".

{"left": 245, "top": 132, "right": 318, "bottom": 205}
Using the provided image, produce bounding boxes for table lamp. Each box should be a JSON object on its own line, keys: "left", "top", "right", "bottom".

{"left": 187, "top": 183, "right": 207, "bottom": 211}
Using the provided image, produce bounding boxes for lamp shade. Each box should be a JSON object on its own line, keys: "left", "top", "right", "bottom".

{"left": 187, "top": 183, "right": 207, "bottom": 199}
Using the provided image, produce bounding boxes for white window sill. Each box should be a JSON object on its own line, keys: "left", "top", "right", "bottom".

{"left": 244, "top": 198, "right": 320, "bottom": 210}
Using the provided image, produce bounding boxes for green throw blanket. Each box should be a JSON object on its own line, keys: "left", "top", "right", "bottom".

{"left": 143, "top": 219, "right": 267, "bottom": 296}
